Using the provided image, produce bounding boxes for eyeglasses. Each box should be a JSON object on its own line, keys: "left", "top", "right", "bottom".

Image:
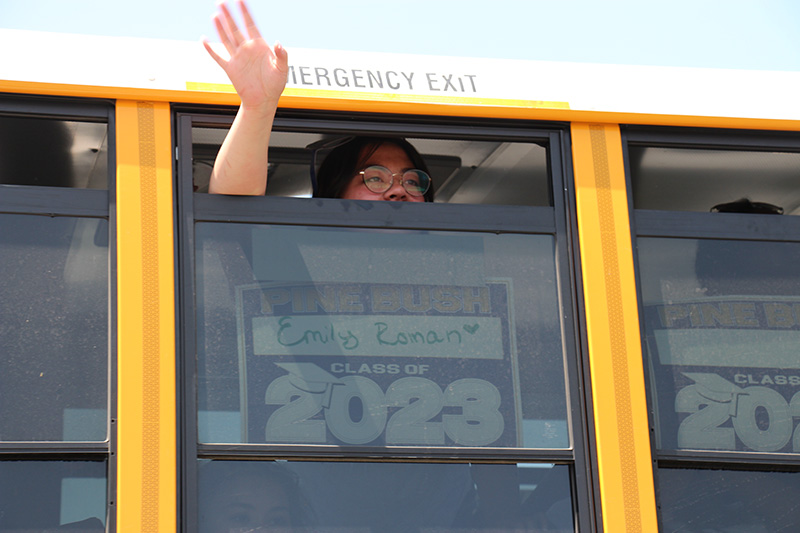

{"left": 359, "top": 165, "right": 431, "bottom": 197}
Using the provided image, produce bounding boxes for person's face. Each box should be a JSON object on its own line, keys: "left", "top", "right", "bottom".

{"left": 340, "top": 143, "right": 426, "bottom": 202}
{"left": 203, "top": 474, "right": 292, "bottom": 533}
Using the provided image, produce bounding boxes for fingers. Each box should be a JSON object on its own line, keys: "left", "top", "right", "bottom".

{"left": 210, "top": 0, "right": 267, "bottom": 55}
{"left": 216, "top": 2, "right": 245, "bottom": 49}
{"left": 274, "top": 41, "right": 289, "bottom": 70}
{"left": 211, "top": 14, "right": 236, "bottom": 58}
{"left": 206, "top": 0, "right": 284, "bottom": 71}
{"left": 238, "top": 0, "right": 262, "bottom": 40}
{"left": 202, "top": 38, "right": 227, "bottom": 69}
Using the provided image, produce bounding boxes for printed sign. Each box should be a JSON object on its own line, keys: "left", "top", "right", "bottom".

{"left": 644, "top": 299, "right": 800, "bottom": 453}
{"left": 236, "top": 281, "right": 520, "bottom": 447}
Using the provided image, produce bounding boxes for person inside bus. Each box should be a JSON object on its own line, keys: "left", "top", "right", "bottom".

{"left": 198, "top": 461, "right": 314, "bottom": 533}
{"left": 204, "top": 0, "right": 434, "bottom": 202}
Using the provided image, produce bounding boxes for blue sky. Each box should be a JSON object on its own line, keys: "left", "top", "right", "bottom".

{"left": 3, "top": 0, "right": 800, "bottom": 71}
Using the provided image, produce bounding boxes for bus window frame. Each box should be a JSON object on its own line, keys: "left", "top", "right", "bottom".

{"left": 175, "top": 107, "right": 596, "bottom": 533}
{"left": 623, "top": 125, "right": 800, "bottom": 529}
{"left": 0, "top": 95, "right": 117, "bottom": 532}
{"left": 626, "top": 125, "right": 800, "bottom": 242}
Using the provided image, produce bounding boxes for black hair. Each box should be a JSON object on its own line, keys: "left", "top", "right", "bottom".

{"left": 198, "top": 460, "right": 315, "bottom": 528}
{"left": 314, "top": 136, "right": 434, "bottom": 202}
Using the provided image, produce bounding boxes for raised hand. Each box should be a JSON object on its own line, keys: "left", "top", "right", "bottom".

{"left": 204, "top": 0, "right": 289, "bottom": 112}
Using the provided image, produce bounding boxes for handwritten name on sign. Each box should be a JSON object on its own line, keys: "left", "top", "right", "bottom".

{"left": 252, "top": 315, "right": 503, "bottom": 358}
{"left": 253, "top": 283, "right": 505, "bottom": 358}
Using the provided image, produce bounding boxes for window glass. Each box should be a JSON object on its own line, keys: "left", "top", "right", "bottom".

{"left": 0, "top": 115, "right": 108, "bottom": 189}
{"left": 192, "top": 128, "right": 551, "bottom": 206}
{"left": 0, "top": 214, "right": 108, "bottom": 441}
{"left": 196, "top": 224, "right": 569, "bottom": 449}
{"left": 0, "top": 460, "right": 106, "bottom": 532}
{"left": 638, "top": 237, "right": 800, "bottom": 453}
{"left": 629, "top": 146, "right": 800, "bottom": 214}
{"left": 658, "top": 467, "right": 800, "bottom": 532}
{"left": 198, "top": 460, "right": 573, "bottom": 533}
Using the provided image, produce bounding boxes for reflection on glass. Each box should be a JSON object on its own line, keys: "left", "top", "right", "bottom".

{"left": 199, "top": 460, "right": 573, "bottom": 533}
{"left": 196, "top": 224, "right": 568, "bottom": 449}
{"left": 0, "top": 214, "right": 108, "bottom": 441}
{"left": 0, "top": 115, "right": 108, "bottom": 189}
{"left": 659, "top": 468, "right": 800, "bottom": 532}
{"left": 0, "top": 461, "right": 106, "bottom": 532}
{"left": 199, "top": 461, "right": 311, "bottom": 532}
{"left": 638, "top": 238, "right": 800, "bottom": 452}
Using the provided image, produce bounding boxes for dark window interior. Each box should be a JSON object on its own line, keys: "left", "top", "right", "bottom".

{"left": 0, "top": 115, "right": 108, "bottom": 189}
{"left": 630, "top": 145, "right": 800, "bottom": 215}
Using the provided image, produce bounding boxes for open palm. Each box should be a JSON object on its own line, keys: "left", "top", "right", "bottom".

{"left": 203, "top": 0, "right": 288, "bottom": 111}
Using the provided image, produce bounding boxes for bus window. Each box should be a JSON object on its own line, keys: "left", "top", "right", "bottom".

{"left": 0, "top": 214, "right": 108, "bottom": 441}
{"left": 0, "top": 98, "right": 112, "bottom": 533}
{"left": 192, "top": 127, "right": 552, "bottom": 206}
{"left": 197, "top": 460, "right": 573, "bottom": 533}
{"left": 0, "top": 115, "right": 108, "bottom": 189}
{"left": 627, "top": 129, "right": 800, "bottom": 530}
{"left": 181, "top": 111, "right": 583, "bottom": 532}
{"left": 0, "top": 460, "right": 106, "bottom": 532}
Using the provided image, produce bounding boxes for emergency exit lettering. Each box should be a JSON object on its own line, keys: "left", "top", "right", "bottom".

{"left": 425, "top": 73, "right": 477, "bottom": 93}
{"left": 287, "top": 65, "right": 478, "bottom": 94}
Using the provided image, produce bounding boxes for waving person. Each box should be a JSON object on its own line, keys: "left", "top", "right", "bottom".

{"left": 204, "top": 0, "right": 435, "bottom": 202}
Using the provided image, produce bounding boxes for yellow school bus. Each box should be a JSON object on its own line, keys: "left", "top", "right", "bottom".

{"left": 2, "top": 27, "right": 800, "bottom": 533}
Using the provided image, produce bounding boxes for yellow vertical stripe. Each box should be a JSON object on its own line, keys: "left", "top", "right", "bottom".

{"left": 116, "top": 100, "right": 176, "bottom": 533}
{"left": 571, "top": 123, "right": 658, "bottom": 532}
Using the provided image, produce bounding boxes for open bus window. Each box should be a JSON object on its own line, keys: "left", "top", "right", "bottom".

{"left": 192, "top": 128, "right": 552, "bottom": 206}
{"left": 0, "top": 214, "right": 108, "bottom": 442}
{"left": 0, "top": 460, "right": 106, "bottom": 532}
{"left": 198, "top": 460, "right": 573, "bottom": 533}
{"left": 0, "top": 115, "right": 108, "bottom": 189}
{"left": 629, "top": 145, "right": 800, "bottom": 214}
{"left": 195, "top": 224, "right": 569, "bottom": 449}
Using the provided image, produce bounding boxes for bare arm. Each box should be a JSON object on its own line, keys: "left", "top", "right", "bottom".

{"left": 203, "top": 0, "right": 288, "bottom": 195}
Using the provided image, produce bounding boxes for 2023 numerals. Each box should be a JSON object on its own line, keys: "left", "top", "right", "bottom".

{"left": 265, "top": 375, "right": 504, "bottom": 446}
{"left": 676, "top": 382, "right": 800, "bottom": 452}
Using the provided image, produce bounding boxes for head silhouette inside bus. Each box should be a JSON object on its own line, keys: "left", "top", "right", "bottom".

{"left": 199, "top": 461, "right": 313, "bottom": 533}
